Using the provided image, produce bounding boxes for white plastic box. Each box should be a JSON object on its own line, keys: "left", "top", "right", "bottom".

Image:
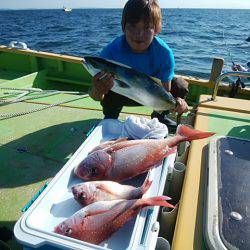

{"left": 14, "top": 119, "right": 175, "bottom": 250}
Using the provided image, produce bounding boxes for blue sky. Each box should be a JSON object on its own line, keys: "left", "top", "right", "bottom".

{"left": 0, "top": 0, "right": 249, "bottom": 9}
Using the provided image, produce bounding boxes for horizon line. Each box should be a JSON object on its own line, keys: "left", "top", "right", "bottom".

{"left": 0, "top": 7, "right": 250, "bottom": 10}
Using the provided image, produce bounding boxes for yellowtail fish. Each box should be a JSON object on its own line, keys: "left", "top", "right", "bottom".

{"left": 83, "top": 56, "right": 176, "bottom": 112}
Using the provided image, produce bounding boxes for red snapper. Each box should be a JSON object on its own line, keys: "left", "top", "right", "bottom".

{"left": 72, "top": 175, "right": 152, "bottom": 206}
{"left": 54, "top": 196, "right": 174, "bottom": 244}
{"left": 74, "top": 125, "right": 214, "bottom": 181}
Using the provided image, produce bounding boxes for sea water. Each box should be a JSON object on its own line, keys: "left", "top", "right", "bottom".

{"left": 0, "top": 8, "right": 249, "bottom": 79}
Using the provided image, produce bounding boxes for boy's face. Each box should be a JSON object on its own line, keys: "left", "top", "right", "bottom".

{"left": 124, "top": 20, "right": 156, "bottom": 53}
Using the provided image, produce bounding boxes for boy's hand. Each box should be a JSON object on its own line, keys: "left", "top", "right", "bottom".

{"left": 93, "top": 71, "right": 114, "bottom": 94}
{"left": 89, "top": 71, "right": 114, "bottom": 101}
{"left": 173, "top": 97, "right": 188, "bottom": 114}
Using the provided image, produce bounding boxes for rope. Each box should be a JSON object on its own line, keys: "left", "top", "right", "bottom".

{"left": 0, "top": 90, "right": 61, "bottom": 104}
{"left": 0, "top": 87, "right": 88, "bottom": 105}
{"left": 0, "top": 94, "right": 89, "bottom": 120}
{"left": 0, "top": 87, "right": 43, "bottom": 92}
{"left": 0, "top": 86, "right": 86, "bottom": 95}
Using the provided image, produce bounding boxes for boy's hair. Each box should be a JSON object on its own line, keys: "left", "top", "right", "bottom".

{"left": 122, "top": 0, "right": 162, "bottom": 34}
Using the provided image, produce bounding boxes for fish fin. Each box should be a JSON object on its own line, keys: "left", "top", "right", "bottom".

{"left": 115, "top": 79, "right": 130, "bottom": 88}
{"left": 107, "top": 138, "right": 128, "bottom": 148}
{"left": 143, "top": 196, "right": 175, "bottom": 209}
{"left": 84, "top": 209, "right": 109, "bottom": 217}
{"left": 140, "top": 174, "right": 153, "bottom": 194}
{"left": 89, "top": 138, "right": 127, "bottom": 154}
{"left": 109, "top": 140, "right": 144, "bottom": 152}
{"left": 177, "top": 125, "right": 215, "bottom": 141}
{"left": 149, "top": 76, "right": 163, "bottom": 87}
{"left": 96, "top": 184, "right": 117, "bottom": 196}
{"left": 105, "top": 58, "right": 132, "bottom": 69}
{"left": 89, "top": 141, "right": 115, "bottom": 153}
{"left": 114, "top": 137, "right": 128, "bottom": 143}
{"left": 105, "top": 138, "right": 131, "bottom": 153}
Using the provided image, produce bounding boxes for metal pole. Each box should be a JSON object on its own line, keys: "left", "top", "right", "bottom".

{"left": 212, "top": 71, "right": 250, "bottom": 100}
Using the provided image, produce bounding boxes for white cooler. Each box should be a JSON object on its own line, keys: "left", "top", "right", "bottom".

{"left": 14, "top": 119, "right": 175, "bottom": 250}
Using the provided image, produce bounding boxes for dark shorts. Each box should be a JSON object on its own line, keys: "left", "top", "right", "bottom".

{"left": 101, "top": 77, "right": 189, "bottom": 119}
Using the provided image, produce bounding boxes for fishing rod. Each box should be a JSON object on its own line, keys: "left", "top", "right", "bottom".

{"left": 222, "top": 30, "right": 235, "bottom": 66}
{"left": 222, "top": 30, "right": 245, "bottom": 97}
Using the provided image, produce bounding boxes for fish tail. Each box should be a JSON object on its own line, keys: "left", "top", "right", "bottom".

{"left": 141, "top": 174, "right": 153, "bottom": 194}
{"left": 176, "top": 125, "right": 215, "bottom": 142}
{"left": 143, "top": 196, "right": 175, "bottom": 209}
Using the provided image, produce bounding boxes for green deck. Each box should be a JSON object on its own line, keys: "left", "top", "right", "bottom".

{"left": 207, "top": 110, "right": 250, "bottom": 139}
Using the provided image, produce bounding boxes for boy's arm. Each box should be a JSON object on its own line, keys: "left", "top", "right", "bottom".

{"left": 162, "top": 81, "right": 171, "bottom": 92}
{"left": 158, "top": 51, "right": 173, "bottom": 90}
{"left": 89, "top": 39, "right": 115, "bottom": 101}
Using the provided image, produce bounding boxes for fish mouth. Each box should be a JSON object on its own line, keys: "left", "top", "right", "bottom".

{"left": 71, "top": 186, "right": 80, "bottom": 198}
{"left": 72, "top": 187, "right": 86, "bottom": 201}
{"left": 74, "top": 165, "right": 88, "bottom": 179}
{"left": 54, "top": 225, "right": 62, "bottom": 234}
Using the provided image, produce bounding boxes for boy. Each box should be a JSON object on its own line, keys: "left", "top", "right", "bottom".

{"left": 89, "top": 0, "right": 188, "bottom": 126}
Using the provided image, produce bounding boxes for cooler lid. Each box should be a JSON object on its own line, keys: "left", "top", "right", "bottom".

{"left": 205, "top": 136, "right": 250, "bottom": 250}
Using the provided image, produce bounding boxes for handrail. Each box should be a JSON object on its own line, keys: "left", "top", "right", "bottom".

{"left": 9, "top": 41, "right": 29, "bottom": 50}
{"left": 212, "top": 71, "right": 250, "bottom": 100}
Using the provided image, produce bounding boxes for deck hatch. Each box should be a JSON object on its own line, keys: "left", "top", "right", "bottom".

{"left": 205, "top": 136, "right": 250, "bottom": 250}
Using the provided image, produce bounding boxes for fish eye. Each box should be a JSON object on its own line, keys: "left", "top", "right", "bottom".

{"left": 91, "top": 168, "right": 96, "bottom": 173}
{"left": 65, "top": 227, "right": 72, "bottom": 235}
{"left": 89, "top": 167, "right": 97, "bottom": 175}
{"left": 79, "top": 191, "right": 86, "bottom": 200}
